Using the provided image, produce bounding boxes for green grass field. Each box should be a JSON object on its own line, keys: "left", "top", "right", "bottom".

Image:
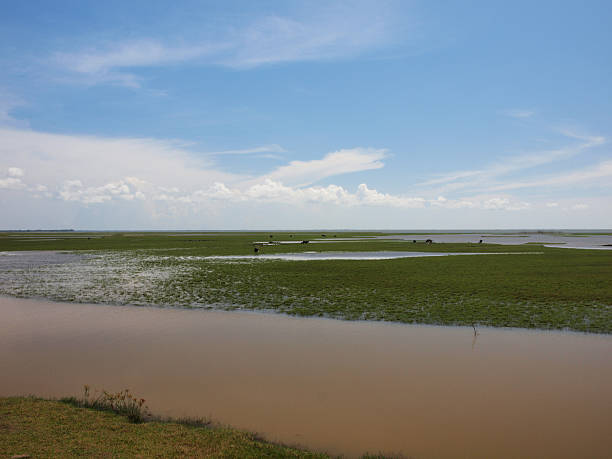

{"left": 1, "top": 231, "right": 611, "bottom": 333}
{"left": 0, "top": 397, "right": 327, "bottom": 458}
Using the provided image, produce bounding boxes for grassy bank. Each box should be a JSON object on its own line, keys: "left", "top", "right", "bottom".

{"left": 0, "top": 396, "right": 327, "bottom": 458}
{"left": 1, "top": 232, "right": 611, "bottom": 333}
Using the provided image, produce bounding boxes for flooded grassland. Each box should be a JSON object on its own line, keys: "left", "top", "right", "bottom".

{"left": 1, "top": 232, "right": 611, "bottom": 457}
{"left": 0, "top": 231, "right": 611, "bottom": 332}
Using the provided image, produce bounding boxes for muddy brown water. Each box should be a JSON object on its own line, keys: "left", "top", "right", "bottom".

{"left": 1, "top": 296, "right": 610, "bottom": 458}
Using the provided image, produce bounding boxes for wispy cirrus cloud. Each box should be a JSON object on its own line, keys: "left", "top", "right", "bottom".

{"left": 490, "top": 160, "right": 612, "bottom": 192}
{"left": 501, "top": 108, "right": 535, "bottom": 119}
{"left": 206, "top": 144, "right": 287, "bottom": 156}
{"left": 51, "top": 4, "right": 403, "bottom": 87}
{"left": 416, "top": 131, "right": 606, "bottom": 196}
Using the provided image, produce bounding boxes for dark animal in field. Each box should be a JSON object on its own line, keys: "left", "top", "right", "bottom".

{"left": 301, "top": 240, "right": 309, "bottom": 244}
{"left": 254, "top": 247, "right": 259, "bottom": 253}
{"left": 269, "top": 235, "right": 273, "bottom": 238}
{"left": 413, "top": 240, "right": 416, "bottom": 243}
{"left": 321, "top": 234, "right": 326, "bottom": 237}
{"left": 425, "top": 239, "right": 433, "bottom": 244}
{"left": 479, "top": 240, "right": 483, "bottom": 244}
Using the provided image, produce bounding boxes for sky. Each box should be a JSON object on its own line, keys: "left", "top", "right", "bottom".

{"left": 1, "top": 0, "right": 611, "bottom": 230}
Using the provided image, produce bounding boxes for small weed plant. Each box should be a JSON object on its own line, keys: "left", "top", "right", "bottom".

{"left": 63, "top": 385, "right": 150, "bottom": 423}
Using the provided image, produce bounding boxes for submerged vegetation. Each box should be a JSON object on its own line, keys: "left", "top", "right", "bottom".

{"left": 0, "top": 231, "right": 611, "bottom": 333}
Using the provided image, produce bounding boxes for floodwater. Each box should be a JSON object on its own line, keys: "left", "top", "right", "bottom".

{"left": 0, "top": 250, "right": 85, "bottom": 268}
{"left": 1, "top": 297, "right": 610, "bottom": 458}
{"left": 207, "top": 251, "right": 540, "bottom": 261}
{"left": 376, "top": 233, "right": 612, "bottom": 250}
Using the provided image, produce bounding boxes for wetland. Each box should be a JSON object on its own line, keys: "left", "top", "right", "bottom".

{"left": 1, "top": 231, "right": 611, "bottom": 457}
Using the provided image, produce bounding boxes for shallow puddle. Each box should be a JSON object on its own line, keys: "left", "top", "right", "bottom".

{"left": 206, "top": 251, "right": 539, "bottom": 261}
{"left": 1, "top": 296, "right": 610, "bottom": 458}
{"left": 376, "top": 233, "right": 612, "bottom": 250}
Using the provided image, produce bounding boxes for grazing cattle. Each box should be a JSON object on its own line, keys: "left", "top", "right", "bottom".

{"left": 425, "top": 239, "right": 433, "bottom": 244}
{"left": 269, "top": 235, "right": 273, "bottom": 238}
{"left": 413, "top": 240, "right": 416, "bottom": 243}
{"left": 301, "top": 240, "right": 309, "bottom": 244}
{"left": 254, "top": 247, "right": 259, "bottom": 253}
{"left": 321, "top": 234, "right": 326, "bottom": 237}
{"left": 479, "top": 240, "right": 483, "bottom": 244}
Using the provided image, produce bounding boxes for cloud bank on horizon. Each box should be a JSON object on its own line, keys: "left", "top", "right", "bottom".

{"left": 1, "top": 1, "right": 611, "bottom": 229}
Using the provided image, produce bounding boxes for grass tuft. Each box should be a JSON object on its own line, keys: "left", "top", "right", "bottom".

{"left": 61, "top": 385, "right": 150, "bottom": 423}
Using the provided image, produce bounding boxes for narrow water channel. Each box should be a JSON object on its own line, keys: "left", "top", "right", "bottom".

{"left": 1, "top": 296, "right": 610, "bottom": 458}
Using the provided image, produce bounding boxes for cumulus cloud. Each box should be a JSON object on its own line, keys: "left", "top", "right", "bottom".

{"left": 58, "top": 178, "right": 147, "bottom": 204}
{"left": 3, "top": 125, "right": 610, "bottom": 229}
{"left": 1, "top": 127, "right": 401, "bottom": 211}
{"left": 8, "top": 167, "right": 24, "bottom": 177}
{"left": 0, "top": 177, "right": 25, "bottom": 190}
{"left": 0, "top": 166, "right": 26, "bottom": 190}
{"left": 151, "top": 179, "right": 425, "bottom": 209}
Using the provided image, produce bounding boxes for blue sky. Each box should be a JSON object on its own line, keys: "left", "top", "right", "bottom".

{"left": 1, "top": 0, "right": 611, "bottom": 229}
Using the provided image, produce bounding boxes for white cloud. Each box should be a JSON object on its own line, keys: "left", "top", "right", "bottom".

{"left": 58, "top": 178, "right": 148, "bottom": 204}
{"left": 2, "top": 126, "right": 610, "bottom": 229}
{"left": 265, "top": 148, "right": 386, "bottom": 187}
{"left": 356, "top": 183, "right": 425, "bottom": 208}
{"left": 482, "top": 197, "right": 530, "bottom": 211}
{"left": 0, "top": 127, "right": 237, "bottom": 192}
{"left": 154, "top": 179, "right": 425, "bottom": 209}
{"left": 502, "top": 109, "right": 535, "bottom": 119}
{"left": 206, "top": 144, "right": 287, "bottom": 156}
{"left": 416, "top": 131, "right": 606, "bottom": 196}
{"left": 0, "top": 127, "right": 398, "bottom": 211}
{"left": 491, "top": 160, "right": 612, "bottom": 191}
{"left": 51, "top": 5, "right": 401, "bottom": 87}
{"left": 8, "top": 167, "right": 24, "bottom": 177}
{"left": 0, "top": 177, "right": 25, "bottom": 190}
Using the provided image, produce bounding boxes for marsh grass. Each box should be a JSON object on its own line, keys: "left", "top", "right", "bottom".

{"left": 61, "top": 385, "right": 150, "bottom": 423}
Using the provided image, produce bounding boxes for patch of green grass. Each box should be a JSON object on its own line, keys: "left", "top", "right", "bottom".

{"left": 0, "top": 396, "right": 328, "bottom": 458}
